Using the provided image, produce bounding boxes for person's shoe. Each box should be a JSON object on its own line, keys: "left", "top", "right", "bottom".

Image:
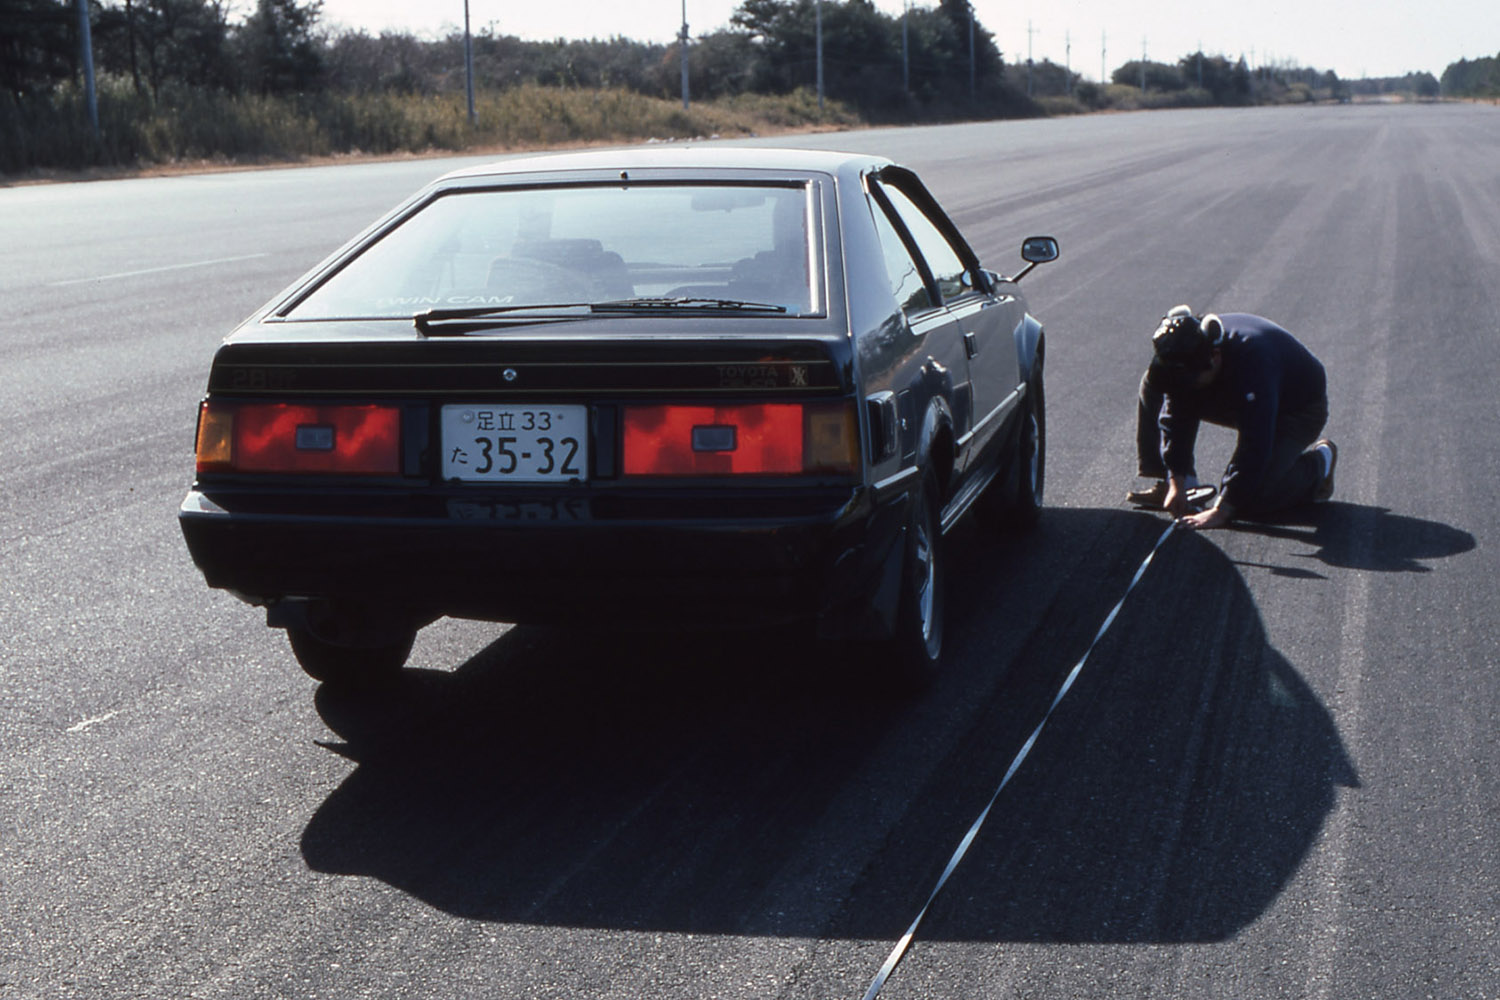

{"left": 1126, "top": 480, "right": 1217, "bottom": 510}
{"left": 1126, "top": 479, "right": 1170, "bottom": 508}
{"left": 1313, "top": 439, "right": 1338, "bottom": 501}
{"left": 1184, "top": 485, "right": 1218, "bottom": 509}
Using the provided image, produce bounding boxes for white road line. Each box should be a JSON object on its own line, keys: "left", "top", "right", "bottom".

{"left": 48, "top": 252, "right": 270, "bottom": 287}
{"left": 65, "top": 710, "right": 121, "bottom": 733}
{"left": 1303, "top": 162, "right": 1395, "bottom": 1000}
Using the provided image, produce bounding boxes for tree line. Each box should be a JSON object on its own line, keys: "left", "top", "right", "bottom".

{"left": 0, "top": 0, "right": 1480, "bottom": 174}
{"left": 2, "top": 0, "right": 323, "bottom": 99}
{"left": 1, "top": 0, "right": 1020, "bottom": 114}
{"left": 1440, "top": 55, "right": 1500, "bottom": 98}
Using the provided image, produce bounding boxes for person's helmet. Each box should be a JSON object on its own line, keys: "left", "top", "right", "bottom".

{"left": 1150, "top": 306, "right": 1220, "bottom": 373}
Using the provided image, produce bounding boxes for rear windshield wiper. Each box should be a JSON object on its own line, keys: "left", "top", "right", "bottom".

{"left": 415, "top": 296, "right": 790, "bottom": 333}
{"left": 414, "top": 303, "right": 593, "bottom": 334}
{"left": 590, "top": 296, "right": 789, "bottom": 314}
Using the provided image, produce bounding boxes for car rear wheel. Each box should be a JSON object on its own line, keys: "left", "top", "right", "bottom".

{"left": 286, "top": 626, "right": 414, "bottom": 687}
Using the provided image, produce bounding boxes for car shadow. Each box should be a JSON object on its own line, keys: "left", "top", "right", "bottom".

{"left": 299, "top": 506, "right": 1370, "bottom": 944}
{"left": 849, "top": 514, "right": 1364, "bottom": 944}
{"left": 302, "top": 621, "right": 911, "bottom": 930}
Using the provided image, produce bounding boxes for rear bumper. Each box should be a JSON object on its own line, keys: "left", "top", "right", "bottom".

{"left": 179, "top": 484, "right": 909, "bottom": 635}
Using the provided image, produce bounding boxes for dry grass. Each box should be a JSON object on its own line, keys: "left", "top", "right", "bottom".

{"left": 1, "top": 80, "right": 862, "bottom": 177}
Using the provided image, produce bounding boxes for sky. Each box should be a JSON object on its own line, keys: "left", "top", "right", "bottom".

{"left": 312, "top": 0, "right": 1499, "bottom": 81}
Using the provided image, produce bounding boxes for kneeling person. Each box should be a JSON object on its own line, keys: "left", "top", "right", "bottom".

{"left": 1129, "top": 306, "right": 1337, "bottom": 530}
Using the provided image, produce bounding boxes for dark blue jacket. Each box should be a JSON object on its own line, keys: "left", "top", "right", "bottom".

{"left": 1159, "top": 314, "right": 1326, "bottom": 509}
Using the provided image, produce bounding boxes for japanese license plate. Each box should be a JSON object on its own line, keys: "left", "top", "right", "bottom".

{"left": 441, "top": 404, "right": 589, "bottom": 482}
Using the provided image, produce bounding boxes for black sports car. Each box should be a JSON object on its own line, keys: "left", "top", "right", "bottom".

{"left": 179, "top": 147, "right": 1058, "bottom": 686}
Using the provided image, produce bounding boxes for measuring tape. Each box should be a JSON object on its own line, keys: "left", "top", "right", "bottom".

{"left": 861, "top": 519, "right": 1180, "bottom": 1000}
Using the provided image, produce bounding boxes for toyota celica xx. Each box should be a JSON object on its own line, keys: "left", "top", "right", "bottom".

{"left": 179, "top": 147, "right": 1059, "bottom": 687}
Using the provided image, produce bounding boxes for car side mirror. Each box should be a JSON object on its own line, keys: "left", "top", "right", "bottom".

{"left": 1022, "top": 236, "right": 1059, "bottom": 263}
{"left": 1013, "top": 236, "right": 1059, "bottom": 281}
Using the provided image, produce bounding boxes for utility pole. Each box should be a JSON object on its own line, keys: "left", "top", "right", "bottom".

{"left": 124, "top": 0, "right": 141, "bottom": 95}
{"left": 463, "top": 0, "right": 477, "bottom": 126}
{"left": 815, "top": 0, "right": 824, "bottom": 111}
{"left": 74, "top": 0, "right": 99, "bottom": 140}
{"left": 901, "top": 1, "right": 909, "bottom": 94}
{"left": 1140, "top": 37, "right": 1147, "bottom": 92}
{"left": 1066, "top": 30, "right": 1072, "bottom": 96}
{"left": 1026, "top": 20, "right": 1035, "bottom": 98}
{"left": 1101, "top": 30, "right": 1106, "bottom": 86}
{"left": 679, "top": 0, "right": 690, "bottom": 109}
{"left": 968, "top": 3, "right": 975, "bottom": 103}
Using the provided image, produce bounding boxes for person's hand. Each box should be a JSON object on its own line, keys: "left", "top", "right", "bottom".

{"left": 1178, "top": 505, "right": 1231, "bottom": 530}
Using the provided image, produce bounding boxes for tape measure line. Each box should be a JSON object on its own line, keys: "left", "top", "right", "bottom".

{"left": 860, "top": 520, "right": 1179, "bottom": 1000}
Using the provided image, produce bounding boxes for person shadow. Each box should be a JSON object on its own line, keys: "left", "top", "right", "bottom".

{"left": 294, "top": 506, "right": 1416, "bottom": 944}
{"left": 1235, "top": 500, "right": 1475, "bottom": 574}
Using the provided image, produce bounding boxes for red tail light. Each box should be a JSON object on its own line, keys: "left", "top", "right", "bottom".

{"left": 622, "top": 402, "right": 857, "bottom": 477}
{"left": 196, "top": 401, "right": 401, "bottom": 475}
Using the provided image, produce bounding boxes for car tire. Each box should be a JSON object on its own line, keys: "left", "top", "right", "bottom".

{"left": 286, "top": 626, "right": 414, "bottom": 687}
{"left": 988, "top": 370, "right": 1045, "bottom": 531}
{"left": 881, "top": 471, "right": 946, "bottom": 687}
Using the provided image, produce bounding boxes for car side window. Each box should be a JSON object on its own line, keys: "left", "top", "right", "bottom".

{"left": 875, "top": 181, "right": 970, "bottom": 304}
{"left": 869, "top": 196, "right": 934, "bottom": 317}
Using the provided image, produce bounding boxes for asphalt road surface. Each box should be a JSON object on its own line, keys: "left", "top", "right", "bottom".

{"left": 3, "top": 103, "right": 1496, "bottom": 999}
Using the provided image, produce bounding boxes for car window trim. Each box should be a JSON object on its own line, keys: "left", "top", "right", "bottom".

{"left": 276, "top": 177, "right": 830, "bottom": 322}
{"left": 866, "top": 175, "right": 945, "bottom": 317}
{"left": 877, "top": 183, "right": 969, "bottom": 303}
{"left": 870, "top": 167, "right": 988, "bottom": 304}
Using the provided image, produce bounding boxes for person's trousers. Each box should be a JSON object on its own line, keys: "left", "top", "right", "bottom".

{"left": 1241, "top": 398, "right": 1328, "bottom": 514}
{"left": 1136, "top": 370, "right": 1329, "bottom": 513}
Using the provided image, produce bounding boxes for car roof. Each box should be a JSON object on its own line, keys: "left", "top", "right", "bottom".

{"left": 436, "top": 144, "right": 894, "bottom": 184}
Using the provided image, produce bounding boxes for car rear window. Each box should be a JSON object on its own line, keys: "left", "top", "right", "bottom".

{"left": 285, "top": 182, "right": 817, "bottom": 320}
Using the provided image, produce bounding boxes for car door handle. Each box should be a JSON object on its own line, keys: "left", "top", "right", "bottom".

{"left": 963, "top": 330, "right": 979, "bottom": 359}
